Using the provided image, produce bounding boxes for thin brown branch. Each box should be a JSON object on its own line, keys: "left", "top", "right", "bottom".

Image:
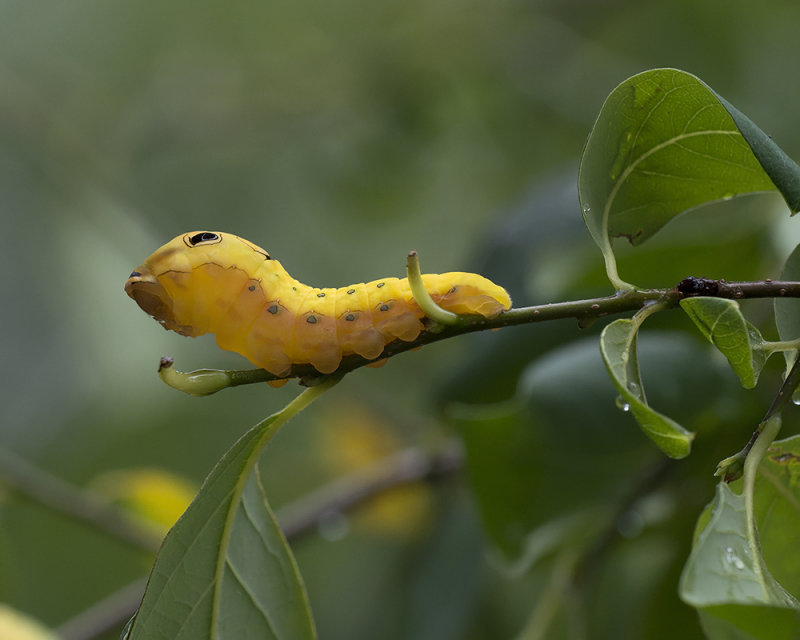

{"left": 164, "top": 277, "right": 800, "bottom": 391}
{"left": 0, "top": 448, "right": 163, "bottom": 554}
{"left": 277, "top": 441, "right": 463, "bottom": 541}
{"left": 55, "top": 577, "right": 147, "bottom": 640}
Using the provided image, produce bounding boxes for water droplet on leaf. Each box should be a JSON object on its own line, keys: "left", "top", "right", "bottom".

{"left": 724, "top": 546, "right": 745, "bottom": 570}
{"left": 615, "top": 396, "right": 631, "bottom": 412}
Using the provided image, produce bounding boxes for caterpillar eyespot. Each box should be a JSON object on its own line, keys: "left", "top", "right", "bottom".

{"left": 124, "top": 231, "right": 512, "bottom": 377}
{"left": 187, "top": 231, "right": 221, "bottom": 246}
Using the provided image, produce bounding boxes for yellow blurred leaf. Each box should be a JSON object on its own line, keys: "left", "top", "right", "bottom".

{"left": 0, "top": 605, "right": 57, "bottom": 640}
{"left": 318, "top": 403, "right": 433, "bottom": 537}
{"left": 90, "top": 468, "right": 197, "bottom": 534}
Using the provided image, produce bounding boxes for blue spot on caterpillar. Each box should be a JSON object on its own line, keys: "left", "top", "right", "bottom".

{"left": 125, "top": 231, "right": 511, "bottom": 378}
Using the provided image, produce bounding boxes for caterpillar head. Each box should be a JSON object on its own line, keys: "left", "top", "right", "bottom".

{"left": 125, "top": 231, "right": 231, "bottom": 336}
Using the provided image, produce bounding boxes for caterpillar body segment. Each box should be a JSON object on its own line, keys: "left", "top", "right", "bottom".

{"left": 125, "top": 231, "right": 511, "bottom": 376}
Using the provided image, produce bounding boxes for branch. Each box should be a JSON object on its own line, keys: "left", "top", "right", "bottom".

{"left": 55, "top": 577, "right": 147, "bottom": 640}
{"left": 0, "top": 448, "right": 163, "bottom": 554}
{"left": 156, "top": 277, "right": 800, "bottom": 394}
{"left": 277, "top": 440, "right": 463, "bottom": 541}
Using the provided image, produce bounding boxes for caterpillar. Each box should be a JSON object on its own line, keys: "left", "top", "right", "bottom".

{"left": 125, "top": 231, "right": 511, "bottom": 378}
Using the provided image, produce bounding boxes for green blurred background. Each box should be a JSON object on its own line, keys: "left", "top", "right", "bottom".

{"left": 1, "top": 0, "right": 799, "bottom": 638}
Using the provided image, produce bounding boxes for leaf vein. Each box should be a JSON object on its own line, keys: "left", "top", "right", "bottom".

{"left": 225, "top": 557, "right": 280, "bottom": 637}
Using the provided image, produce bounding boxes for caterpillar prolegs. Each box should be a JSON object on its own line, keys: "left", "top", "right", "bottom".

{"left": 125, "top": 231, "right": 511, "bottom": 378}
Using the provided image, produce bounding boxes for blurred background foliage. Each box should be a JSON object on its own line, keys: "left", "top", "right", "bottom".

{"left": 1, "top": 0, "right": 800, "bottom": 638}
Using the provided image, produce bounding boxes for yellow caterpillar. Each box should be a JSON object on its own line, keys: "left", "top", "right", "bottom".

{"left": 125, "top": 231, "right": 511, "bottom": 377}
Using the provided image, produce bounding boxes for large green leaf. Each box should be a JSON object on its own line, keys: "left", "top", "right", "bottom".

{"left": 450, "top": 338, "right": 659, "bottom": 559}
{"left": 579, "top": 68, "right": 800, "bottom": 289}
{"left": 599, "top": 318, "right": 694, "bottom": 458}
{"left": 680, "top": 297, "right": 770, "bottom": 389}
{"left": 125, "top": 387, "right": 332, "bottom": 640}
{"left": 681, "top": 432, "right": 800, "bottom": 639}
{"left": 680, "top": 482, "right": 796, "bottom": 609}
{"left": 451, "top": 402, "right": 546, "bottom": 558}
{"left": 752, "top": 435, "right": 800, "bottom": 598}
{"left": 697, "top": 605, "right": 800, "bottom": 640}
{"left": 679, "top": 481, "right": 800, "bottom": 639}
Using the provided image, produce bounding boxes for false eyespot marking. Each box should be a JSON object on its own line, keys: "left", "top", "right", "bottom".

{"left": 186, "top": 231, "right": 221, "bottom": 246}
{"left": 124, "top": 231, "right": 512, "bottom": 377}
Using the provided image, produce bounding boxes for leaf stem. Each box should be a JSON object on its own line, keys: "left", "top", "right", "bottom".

{"left": 717, "top": 353, "right": 800, "bottom": 481}
{"left": 755, "top": 338, "right": 800, "bottom": 353}
{"left": 742, "top": 414, "right": 782, "bottom": 598}
{"left": 631, "top": 299, "right": 669, "bottom": 329}
{"left": 515, "top": 549, "right": 580, "bottom": 640}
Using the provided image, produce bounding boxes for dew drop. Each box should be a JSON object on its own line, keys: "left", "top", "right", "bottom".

{"left": 724, "top": 546, "right": 745, "bottom": 570}
{"left": 615, "top": 396, "right": 631, "bottom": 412}
{"left": 582, "top": 204, "right": 592, "bottom": 216}
{"left": 626, "top": 381, "right": 640, "bottom": 396}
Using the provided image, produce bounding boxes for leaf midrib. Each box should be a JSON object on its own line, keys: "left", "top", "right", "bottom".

{"left": 602, "top": 129, "right": 743, "bottom": 241}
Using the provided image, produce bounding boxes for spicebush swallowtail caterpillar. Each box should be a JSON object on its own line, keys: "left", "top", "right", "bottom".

{"left": 125, "top": 231, "right": 511, "bottom": 379}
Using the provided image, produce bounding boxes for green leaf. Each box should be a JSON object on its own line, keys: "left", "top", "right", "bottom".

{"left": 579, "top": 68, "right": 800, "bottom": 289}
{"left": 450, "top": 402, "right": 545, "bottom": 558}
{"left": 680, "top": 482, "right": 796, "bottom": 608}
{"left": 679, "top": 482, "right": 800, "bottom": 638}
{"left": 719, "top": 95, "right": 800, "bottom": 212}
{"left": 599, "top": 319, "right": 694, "bottom": 458}
{"left": 698, "top": 605, "right": 800, "bottom": 640}
{"left": 125, "top": 385, "right": 337, "bottom": 640}
{"left": 752, "top": 435, "right": 800, "bottom": 598}
{"left": 449, "top": 339, "right": 660, "bottom": 558}
{"left": 680, "top": 297, "right": 769, "bottom": 389}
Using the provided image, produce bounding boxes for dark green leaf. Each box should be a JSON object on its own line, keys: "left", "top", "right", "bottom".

{"left": 680, "top": 297, "right": 769, "bottom": 389}
{"left": 717, "top": 95, "right": 800, "bottom": 212}
{"left": 451, "top": 403, "right": 546, "bottom": 558}
{"left": 579, "top": 68, "right": 800, "bottom": 287}
{"left": 127, "top": 415, "right": 316, "bottom": 640}
{"left": 452, "top": 338, "right": 663, "bottom": 558}
{"left": 599, "top": 319, "right": 694, "bottom": 458}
